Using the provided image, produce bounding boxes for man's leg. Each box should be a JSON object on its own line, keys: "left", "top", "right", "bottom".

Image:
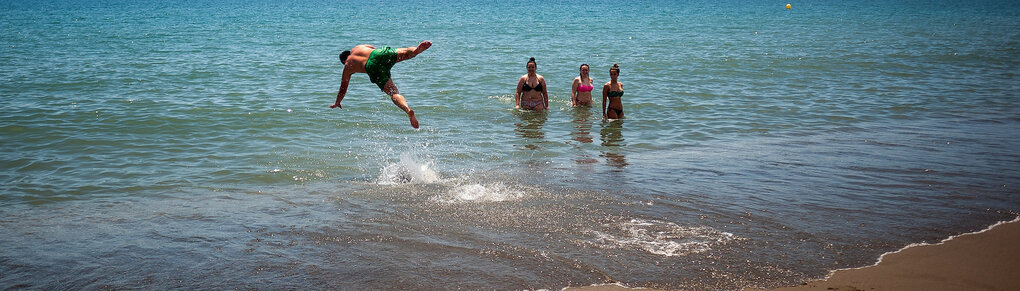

{"left": 396, "top": 41, "right": 432, "bottom": 62}
{"left": 382, "top": 80, "right": 418, "bottom": 129}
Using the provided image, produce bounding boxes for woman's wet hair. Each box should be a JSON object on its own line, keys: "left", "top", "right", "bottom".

{"left": 610, "top": 63, "right": 620, "bottom": 73}
{"left": 339, "top": 51, "right": 352, "bottom": 64}
{"left": 527, "top": 57, "right": 537, "bottom": 66}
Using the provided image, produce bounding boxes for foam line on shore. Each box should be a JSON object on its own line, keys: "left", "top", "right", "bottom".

{"left": 753, "top": 215, "right": 1020, "bottom": 291}
{"left": 824, "top": 215, "right": 1020, "bottom": 279}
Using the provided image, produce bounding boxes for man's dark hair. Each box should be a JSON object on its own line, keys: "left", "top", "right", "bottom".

{"left": 339, "top": 51, "right": 352, "bottom": 64}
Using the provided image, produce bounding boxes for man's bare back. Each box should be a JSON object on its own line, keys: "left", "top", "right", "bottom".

{"left": 341, "top": 45, "right": 375, "bottom": 74}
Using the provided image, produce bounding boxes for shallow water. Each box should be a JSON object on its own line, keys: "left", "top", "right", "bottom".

{"left": 2, "top": 0, "right": 1019, "bottom": 289}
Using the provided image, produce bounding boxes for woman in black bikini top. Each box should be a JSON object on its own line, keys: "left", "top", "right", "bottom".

{"left": 521, "top": 82, "right": 543, "bottom": 92}
{"left": 602, "top": 63, "right": 625, "bottom": 119}
{"left": 515, "top": 57, "right": 548, "bottom": 110}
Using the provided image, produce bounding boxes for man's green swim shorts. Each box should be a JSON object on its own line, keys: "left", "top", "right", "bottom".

{"left": 365, "top": 46, "right": 398, "bottom": 90}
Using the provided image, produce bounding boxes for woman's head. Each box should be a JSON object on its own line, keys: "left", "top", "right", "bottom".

{"left": 579, "top": 64, "right": 590, "bottom": 76}
{"left": 526, "top": 57, "right": 537, "bottom": 73}
{"left": 609, "top": 63, "right": 620, "bottom": 78}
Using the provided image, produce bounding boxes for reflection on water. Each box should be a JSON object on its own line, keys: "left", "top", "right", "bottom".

{"left": 599, "top": 119, "right": 627, "bottom": 169}
{"left": 513, "top": 110, "right": 547, "bottom": 150}
{"left": 570, "top": 108, "right": 599, "bottom": 164}
{"left": 570, "top": 108, "right": 594, "bottom": 144}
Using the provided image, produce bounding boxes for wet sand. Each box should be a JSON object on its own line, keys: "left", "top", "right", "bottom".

{"left": 565, "top": 218, "right": 1020, "bottom": 291}
{"left": 563, "top": 283, "right": 664, "bottom": 291}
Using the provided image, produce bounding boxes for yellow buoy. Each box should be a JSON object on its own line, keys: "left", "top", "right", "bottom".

{"left": 786, "top": 4, "right": 792, "bottom": 9}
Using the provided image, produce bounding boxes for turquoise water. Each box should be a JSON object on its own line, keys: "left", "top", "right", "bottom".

{"left": 2, "top": 0, "right": 1019, "bottom": 289}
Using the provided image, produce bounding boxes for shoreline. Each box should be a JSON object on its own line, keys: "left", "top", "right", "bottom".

{"left": 565, "top": 217, "right": 1020, "bottom": 291}
{"left": 757, "top": 216, "right": 1020, "bottom": 291}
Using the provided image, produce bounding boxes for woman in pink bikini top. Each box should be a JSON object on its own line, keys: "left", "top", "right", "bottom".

{"left": 571, "top": 64, "right": 595, "bottom": 107}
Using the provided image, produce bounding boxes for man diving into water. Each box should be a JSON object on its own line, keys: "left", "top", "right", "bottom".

{"left": 332, "top": 41, "right": 432, "bottom": 129}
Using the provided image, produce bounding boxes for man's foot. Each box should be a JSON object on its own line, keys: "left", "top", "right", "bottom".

{"left": 416, "top": 41, "right": 432, "bottom": 54}
{"left": 329, "top": 102, "right": 342, "bottom": 109}
{"left": 408, "top": 110, "right": 419, "bottom": 129}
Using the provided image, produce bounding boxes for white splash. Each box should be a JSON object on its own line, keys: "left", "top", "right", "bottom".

{"left": 434, "top": 182, "right": 524, "bottom": 203}
{"left": 376, "top": 153, "right": 441, "bottom": 185}
{"left": 590, "top": 218, "right": 736, "bottom": 257}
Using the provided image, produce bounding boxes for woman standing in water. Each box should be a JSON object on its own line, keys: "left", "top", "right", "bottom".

{"left": 602, "top": 63, "right": 624, "bottom": 119}
{"left": 515, "top": 57, "right": 549, "bottom": 110}
{"left": 571, "top": 64, "right": 595, "bottom": 107}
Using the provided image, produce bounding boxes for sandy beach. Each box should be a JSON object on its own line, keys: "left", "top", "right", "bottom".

{"left": 757, "top": 217, "right": 1020, "bottom": 291}
{"left": 567, "top": 217, "right": 1020, "bottom": 291}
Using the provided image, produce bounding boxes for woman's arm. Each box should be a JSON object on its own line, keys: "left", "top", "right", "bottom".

{"left": 515, "top": 76, "right": 524, "bottom": 109}
{"left": 602, "top": 84, "right": 609, "bottom": 118}
{"left": 570, "top": 78, "right": 579, "bottom": 106}
{"left": 541, "top": 77, "right": 549, "bottom": 109}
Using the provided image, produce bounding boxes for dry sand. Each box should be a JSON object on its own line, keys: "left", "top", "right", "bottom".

{"left": 565, "top": 217, "right": 1020, "bottom": 291}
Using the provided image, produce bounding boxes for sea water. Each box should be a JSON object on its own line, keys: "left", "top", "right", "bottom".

{"left": 2, "top": 0, "right": 1019, "bottom": 289}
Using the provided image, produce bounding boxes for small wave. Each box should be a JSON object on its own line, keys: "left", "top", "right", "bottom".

{"left": 487, "top": 94, "right": 515, "bottom": 105}
{"left": 376, "top": 154, "right": 441, "bottom": 185}
{"left": 433, "top": 182, "right": 523, "bottom": 203}
{"left": 588, "top": 218, "right": 736, "bottom": 257}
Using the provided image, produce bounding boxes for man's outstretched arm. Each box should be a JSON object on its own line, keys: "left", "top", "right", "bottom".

{"left": 331, "top": 69, "right": 352, "bottom": 109}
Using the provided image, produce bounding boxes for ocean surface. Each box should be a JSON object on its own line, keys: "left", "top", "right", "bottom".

{"left": 2, "top": 0, "right": 1019, "bottom": 289}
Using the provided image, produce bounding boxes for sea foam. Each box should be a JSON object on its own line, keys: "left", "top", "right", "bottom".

{"left": 435, "top": 182, "right": 524, "bottom": 203}
{"left": 376, "top": 153, "right": 441, "bottom": 185}
{"left": 590, "top": 218, "right": 737, "bottom": 257}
